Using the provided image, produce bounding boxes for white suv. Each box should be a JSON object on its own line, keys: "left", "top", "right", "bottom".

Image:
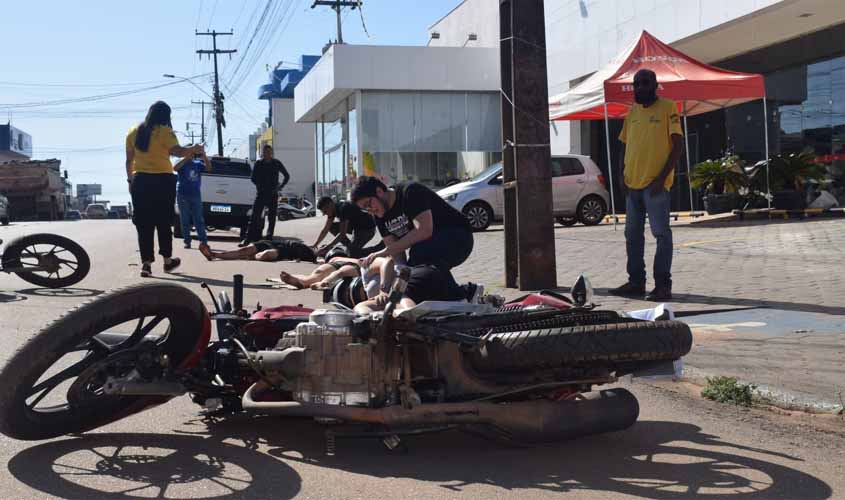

{"left": 438, "top": 155, "right": 610, "bottom": 231}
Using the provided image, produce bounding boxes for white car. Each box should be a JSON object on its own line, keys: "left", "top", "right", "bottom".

{"left": 85, "top": 204, "right": 108, "bottom": 219}
{"left": 174, "top": 157, "right": 257, "bottom": 238}
{"left": 438, "top": 155, "right": 610, "bottom": 231}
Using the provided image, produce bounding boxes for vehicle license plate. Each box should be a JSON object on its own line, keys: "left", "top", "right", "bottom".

{"left": 210, "top": 205, "right": 232, "bottom": 213}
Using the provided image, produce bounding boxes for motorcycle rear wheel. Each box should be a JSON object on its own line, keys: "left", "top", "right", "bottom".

{"left": 0, "top": 283, "right": 208, "bottom": 441}
{"left": 1, "top": 233, "right": 90, "bottom": 288}
{"left": 470, "top": 320, "right": 692, "bottom": 373}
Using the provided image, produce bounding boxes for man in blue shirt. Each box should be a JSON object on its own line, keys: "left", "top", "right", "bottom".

{"left": 174, "top": 151, "right": 212, "bottom": 251}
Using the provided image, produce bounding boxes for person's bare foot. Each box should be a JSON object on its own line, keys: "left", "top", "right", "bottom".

{"left": 199, "top": 243, "right": 214, "bottom": 261}
{"left": 279, "top": 271, "right": 306, "bottom": 290}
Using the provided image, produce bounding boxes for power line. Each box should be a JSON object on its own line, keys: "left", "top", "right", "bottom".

{"left": 0, "top": 76, "right": 211, "bottom": 110}
{"left": 0, "top": 78, "right": 179, "bottom": 89}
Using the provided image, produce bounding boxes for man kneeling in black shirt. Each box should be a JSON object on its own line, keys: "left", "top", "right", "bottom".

{"left": 311, "top": 197, "right": 378, "bottom": 258}
{"left": 351, "top": 177, "right": 474, "bottom": 271}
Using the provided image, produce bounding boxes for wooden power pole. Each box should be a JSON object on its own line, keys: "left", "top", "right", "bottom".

{"left": 500, "top": 0, "right": 557, "bottom": 290}
{"left": 311, "top": 0, "right": 359, "bottom": 44}
{"left": 196, "top": 30, "right": 236, "bottom": 156}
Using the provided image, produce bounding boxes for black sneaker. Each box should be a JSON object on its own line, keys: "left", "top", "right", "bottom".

{"left": 140, "top": 263, "right": 152, "bottom": 278}
{"left": 646, "top": 286, "right": 672, "bottom": 302}
{"left": 163, "top": 257, "right": 181, "bottom": 273}
{"left": 183, "top": 242, "right": 191, "bottom": 249}
{"left": 609, "top": 282, "right": 646, "bottom": 297}
{"left": 237, "top": 240, "right": 251, "bottom": 248}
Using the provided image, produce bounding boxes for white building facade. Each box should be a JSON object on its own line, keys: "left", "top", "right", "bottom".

{"left": 295, "top": 44, "right": 503, "bottom": 200}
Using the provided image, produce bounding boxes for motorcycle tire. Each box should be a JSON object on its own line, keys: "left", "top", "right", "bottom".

{"left": 470, "top": 320, "right": 692, "bottom": 373}
{"left": 0, "top": 283, "right": 208, "bottom": 441}
{"left": 1, "top": 233, "right": 91, "bottom": 288}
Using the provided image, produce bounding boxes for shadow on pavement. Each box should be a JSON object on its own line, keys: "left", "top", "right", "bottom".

{"left": 0, "top": 291, "right": 26, "bottom": 303}
{"left": 193, "top": 417, "right": 830, "bottom": 499}
{"left": 7, "top": 433, "right": 302, "bottom": 500}
{"left": 593, "top": 288, "right": 845, "bottom": 317}
{"left": 14, "top": 287, "right": 104, "bottom": 298}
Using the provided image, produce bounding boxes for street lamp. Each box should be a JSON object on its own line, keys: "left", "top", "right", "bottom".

{"left": 162, "top": 74, "right": 215, "bottom": 100}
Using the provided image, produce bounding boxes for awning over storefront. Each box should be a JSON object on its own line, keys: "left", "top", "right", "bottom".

{"left": 549, "top": 31, "right": 765, "bottom": 121}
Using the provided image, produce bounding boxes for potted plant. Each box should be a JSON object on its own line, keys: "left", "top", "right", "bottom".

{"left": 763, "top": 149, "right": 828, "bottom": 210}
{"left": 690, "top": 154, "right": 747, "bottom": 214}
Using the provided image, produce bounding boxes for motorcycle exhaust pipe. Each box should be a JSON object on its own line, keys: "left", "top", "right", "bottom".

{"left": 242, "top": 384, "right": 639, "bottom": 441}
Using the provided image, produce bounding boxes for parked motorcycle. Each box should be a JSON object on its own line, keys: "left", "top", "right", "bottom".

{"left": 277, "top": 198, "right": 316, "bottom": 221}
{"left": 0, "top": 233, "right": 90, "bottom": 288}
{"left": 0, "top": 270, "right": 691, "bottom": 453}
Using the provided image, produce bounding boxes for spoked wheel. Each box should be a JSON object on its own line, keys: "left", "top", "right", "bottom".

{"left": 0, "top": 283, "right": 209, "bottom": 441}
{"left": 1, "top": 233, "right": 90, "bottom": 288}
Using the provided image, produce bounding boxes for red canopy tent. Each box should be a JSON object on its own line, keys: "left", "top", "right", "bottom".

{"left": 549, "top": 31, "right": 770, "bottom": 219}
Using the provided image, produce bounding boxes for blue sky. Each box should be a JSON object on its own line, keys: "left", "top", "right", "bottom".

{"left": 1, "top": 0, "right": 459, "bottom": 204}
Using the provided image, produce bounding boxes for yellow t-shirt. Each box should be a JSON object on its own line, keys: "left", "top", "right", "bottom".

{"left": 619, "top": 98, "right": 683, "bottom": 190}
{"left": 126, "top": 125, "right": 179, "bottom": 174}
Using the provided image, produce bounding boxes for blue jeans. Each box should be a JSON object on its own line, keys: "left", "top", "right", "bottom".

{"left": 177, "top": 195, "right": 208, "bottom": 245}
{"left": 625, "top": 188, "right": 673, "bottom": 288}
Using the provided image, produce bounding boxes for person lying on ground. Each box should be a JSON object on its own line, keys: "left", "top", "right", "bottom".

{"left": 353, "top": 265, "right": 482, "bottom": 315}
{"left": 279, "top": 255, "right": 396, "bottom": 291}
{"left": 200, "top": 239, "right": 316, "bottom": 263}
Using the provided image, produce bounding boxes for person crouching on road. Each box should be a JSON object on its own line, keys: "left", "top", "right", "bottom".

{"left": 174, "top": 150, "right": 212, "bottom": 251}
{"left": 126, "top": 100, "right": 204, "bottom": 278}
{"left": 350, "top": 176, "right": 473, "bottom": 273}
{"left": 609, "top": 69, "right": 683, "bottom": 302}
{"left": 311, "top": 196, "right": 378, "bottom": 259}
{"left": 243, "top": 144, "right": 290, "bottom": 246}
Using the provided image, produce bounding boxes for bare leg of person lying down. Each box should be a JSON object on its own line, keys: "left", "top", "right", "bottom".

{"left": 278, "top": 256, "right": 361, "bottom": 289}
{"left": 200, "top": 244, "right": 262, "bottom": 261}
{"left": 310, "top": 256, "right": 394, "bottom": 291}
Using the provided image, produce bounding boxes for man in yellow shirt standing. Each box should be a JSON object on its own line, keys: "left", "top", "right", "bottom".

{"left": 610, "top": 69, "right": 683, "bottom": 301}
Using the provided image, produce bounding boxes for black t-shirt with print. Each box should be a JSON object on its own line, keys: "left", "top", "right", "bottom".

{"left": 336, "top": 201, "right": 375, "bottom": 233}
{"left": 376, "top": 182, "right": 470, "bottom": 239}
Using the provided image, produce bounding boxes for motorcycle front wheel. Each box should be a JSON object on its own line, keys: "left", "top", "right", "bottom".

{"left": 0, "top": 283, "right": 209, "bottom": 441}
{"left": 1, "top": 233, "right": 90, "bottom": 288}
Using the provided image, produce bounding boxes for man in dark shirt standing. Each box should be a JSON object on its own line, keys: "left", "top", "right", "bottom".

{"left": 352, "top": 176, "right": 473, "bottom": 270}
{"left": 243, "top": 144, "right": 290, "bottom": 245}
{"left": 311, "top": 196, "right": 378, "bottom": 258}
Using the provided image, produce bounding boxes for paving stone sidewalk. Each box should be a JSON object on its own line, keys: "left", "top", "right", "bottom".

{"left": 279, "top": 216, "right": 845, "bottom": 412}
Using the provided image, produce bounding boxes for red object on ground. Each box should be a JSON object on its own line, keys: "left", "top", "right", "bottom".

{"left": 506, "top": 293, "right": 572, "bottom": 310}
{"left": 550, "top": 31, "right": 766, "bottom": 121}
{"left": 249, "top": 305, "right": 314, "bottom": 320}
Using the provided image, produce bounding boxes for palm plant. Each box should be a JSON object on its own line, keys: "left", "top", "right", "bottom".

{"left": 690, "top": 155, "right": 748, "bottom": 195}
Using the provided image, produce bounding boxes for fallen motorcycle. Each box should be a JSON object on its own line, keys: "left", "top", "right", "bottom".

{"left": 0, "top": 233, "right": 90, "bottom": 288}
{"left": 0, "top": 270, "right": 691, "bottom": 452}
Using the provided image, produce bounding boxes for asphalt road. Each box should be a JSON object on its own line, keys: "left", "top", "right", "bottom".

{"left": 0, "top": 220, "right": 843, "bottom": 500}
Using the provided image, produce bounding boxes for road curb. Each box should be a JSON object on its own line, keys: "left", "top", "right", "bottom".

{"left": 681, "top": 364, "right": 845, "bottom": 415}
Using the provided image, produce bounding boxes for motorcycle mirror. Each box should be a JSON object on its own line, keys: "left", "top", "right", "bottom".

{"left": 571, "top": 274, "right": 593, "bottom": 307}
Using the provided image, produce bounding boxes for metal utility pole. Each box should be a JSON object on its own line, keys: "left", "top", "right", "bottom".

{"left": 191, "top": 100, "right": 213, "bottom": 145}
{"left": 500, "top": 0, "right": 557, "bottom": 290}
{"left": 310, "top": 1, "right": 360, "bottom": 44}
{"left": 196, "top": 30, "right": 236, "bottom": 156}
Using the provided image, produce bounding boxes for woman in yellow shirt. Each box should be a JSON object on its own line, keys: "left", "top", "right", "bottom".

{"left": 126, "top": 101, "right": 204, "bottom": 277}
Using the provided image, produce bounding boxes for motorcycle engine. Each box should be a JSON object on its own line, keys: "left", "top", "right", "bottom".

{"left": 290, "top": 309, "right": 383, "bottom": 407}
